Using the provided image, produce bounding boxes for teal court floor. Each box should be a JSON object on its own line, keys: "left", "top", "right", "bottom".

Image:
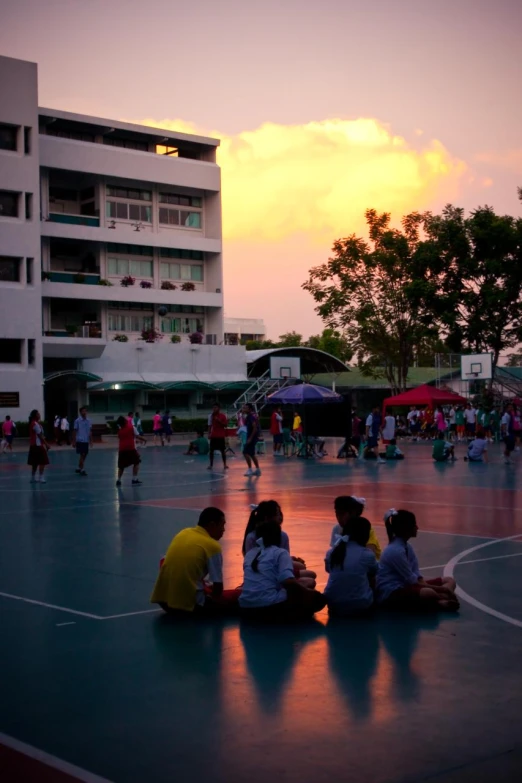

{"left": 1, "top": 439, "right": 522, "bottom": 783}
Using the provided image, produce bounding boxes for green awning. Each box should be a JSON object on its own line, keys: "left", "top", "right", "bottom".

{"left": 45, "top": 370, "right": 103, "bottom": 383}
{"left": 87, "top": 381, "right": 158, "bottom": 391}
{"left": 160, "top": 381, "right": 214, "bottom": 391}
{"left": 213, "top": 381, "right": 251, "bottom": 391}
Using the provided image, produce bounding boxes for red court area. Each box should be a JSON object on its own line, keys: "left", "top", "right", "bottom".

{"left": 134, "top": 480, "right": 522, "bottom": 539}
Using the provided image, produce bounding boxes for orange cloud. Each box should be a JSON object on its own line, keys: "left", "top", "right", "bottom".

{"left": 475, "top": 149, "right": 522, "bottom": 173}
{"left": 136, "top": 117, "right": 466, "bottom": 244}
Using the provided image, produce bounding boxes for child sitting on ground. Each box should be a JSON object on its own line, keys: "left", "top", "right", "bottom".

{"left": 464, "top": 429, "right": 488, "bottom": 462}
{"left": 432, "top": 431, "right": 456, "bottom": 462}
{"left": 239, "top": 521, "right": 326, "bottom": 622}
{"left": 324, "top": 516, "right": 378, "bottom": 617}
{"left": 242, "top": 501, "right": 317, "bottom": 587}
{"left": 185, "top": 431, "right": 210, "bottom": 456}
{"left": 380, "top": 438, "right": 404, "bottom": 460}
{"left": 329, "top": 495, "right": 382, "bottom": 559}
{"left": 376, "top": 509, "right": 459, "bottom": 612}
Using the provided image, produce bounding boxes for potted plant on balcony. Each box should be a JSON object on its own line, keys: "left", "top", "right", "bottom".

{"left": 181, "top": 282, "right": 196, "bottom": 291}
{"left": 161, "top": 281, "right": 177, "bottom": 290}
{"left": 140, "top": 326, "right": 163, "bottom": 343}
{"left": 98, "top": 279, "right": 113, "bottom": 286}
{"left": 74, "top": 273, "right": 86, "bottom": 284}
{"left": 65, "top": 324, "right": 78, "bottom": 337}
{"left": 188, "top": 331, "right": 204, "bottom": 345}
{"left": 41, "top": 271, "right": 51, "bottom": 281}
{"left": 113, "top": 334, "right": 129, "bottom": 342}
{"left": 170, "top": 334, "right": 181, "bottom": 344}
{"left": 140, "top": 280, "right": 153, "bottom": 289}
{"left": 88, "top": 325, "right": 102, "bottom": 338}
{"left": 120, "top": 275, "right": 136, "bottom": 287}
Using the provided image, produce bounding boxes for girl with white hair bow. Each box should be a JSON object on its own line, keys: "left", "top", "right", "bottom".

{"left": 329, "top": 495, "right": 382, "bottom": 559}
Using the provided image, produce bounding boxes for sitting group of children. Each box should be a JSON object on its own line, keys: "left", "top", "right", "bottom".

{"left": 152, "top": 494, "right": 459, "bottom": 622}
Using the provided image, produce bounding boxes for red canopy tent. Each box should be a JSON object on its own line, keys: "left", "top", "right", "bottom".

{"left": 383, "top": 384, "right": 467, "bottom": 412}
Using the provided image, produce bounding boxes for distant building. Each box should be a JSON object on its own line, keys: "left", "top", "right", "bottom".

{"left": 224, "top": 317, "right": 266, "bottom": 345}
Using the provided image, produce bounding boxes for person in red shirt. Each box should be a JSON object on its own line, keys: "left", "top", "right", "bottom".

{"left": 207, "top": 403, "right": 228, "bottom": 472}
{"left": 270, "top": 406, "right": 284, "bottom": 455}
{"left": 116, "top": 416, "right": 142, "bottom": 487}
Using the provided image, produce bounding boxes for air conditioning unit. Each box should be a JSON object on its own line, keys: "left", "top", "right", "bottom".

{"left": 81, "top": 325, "right": 90, "bottom": 338}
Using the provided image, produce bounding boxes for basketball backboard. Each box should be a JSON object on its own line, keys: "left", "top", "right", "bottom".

{"left": 460, "top": 353, "right": 493, "bottom": 381}
{"left": 270, "top": 356, "right": 301, "bottom": 380}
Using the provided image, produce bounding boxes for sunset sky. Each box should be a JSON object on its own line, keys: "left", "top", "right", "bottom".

{"left": 2, "top": 0, "right": 521, "bottom": 338}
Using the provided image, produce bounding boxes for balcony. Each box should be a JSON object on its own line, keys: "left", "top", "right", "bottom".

{"left": 47, "top": 212, "right": 100, "bottom": 227}
{"left": 46, "top": 271, "right": 101, "bottom": 285}
{"left": 42, "top": 278, "right": 223, "bottom": 307}
{"left": 42, "top": 324, "right": 106, "bottom": 359}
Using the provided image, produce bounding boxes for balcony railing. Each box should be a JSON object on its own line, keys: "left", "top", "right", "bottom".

{"left": 44, "top": 323, "right": 103, "bottom": 339}
{"left": 47, "top": 271, "right": 101, "bottom": 285}
{"left": 47, "top": 213, "right": 100, "bottom": 227}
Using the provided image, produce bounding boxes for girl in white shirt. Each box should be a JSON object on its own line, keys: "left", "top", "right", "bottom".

{"left": 324, "top": 517, "right": 378, "bottom": 617}
{"left": 242, "top": 501, "right": 316, "bottom": 587}
{"left": 239, "top": 521, "right": 326, "bottom": 621}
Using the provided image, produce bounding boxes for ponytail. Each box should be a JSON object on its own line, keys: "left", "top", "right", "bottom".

{"left": 249, "top": 521, "right": 281, "bottom": 571}
{"left": 330, "top": 516, "right": 372, "bottom": 569}
{"left": 241, "top": 500, "right": 282, "bottom": 555}
{"left": 383, "top": 508, "right": 416, "bottom": 542}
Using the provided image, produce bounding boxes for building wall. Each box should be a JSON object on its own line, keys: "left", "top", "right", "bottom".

{"left": 0, "top": 56, "right": 43, "bottom": 419}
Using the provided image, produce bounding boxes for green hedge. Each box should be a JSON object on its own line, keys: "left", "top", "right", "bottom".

{"left": 13, "top": 421, "right": 48, "bottom": 437}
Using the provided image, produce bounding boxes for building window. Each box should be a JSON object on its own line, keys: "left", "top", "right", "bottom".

{"left": 47, "top": 128, "right": 95, "bottom": 142}
{"left": 0, "top": 257, "right": 21, "bottom": 282}
{"left": 160, "top": 248, "right": 203, "bottom": 260}
{"left": 160, "top": 262, "right": 203, "bottom": 282}
{"left": 103, "top": 137, "right": 148, "bottom": 152}
{"left": 159, "top": 193, "right": 202, "bottom": 229}
{"left": 108, "top": 314, "right": 153, "bottom": 332}
{"left": 28, "top": 339, "right": 35, "bottom": 366}
{"left": 0, "top": 191, "right": 19, "bottom": 218}
{"left": 107, "top": 243, "right": 153, "bottom": 256}
{"left": 0, "top": 123, "right": 18, "bottom": 152}
{"left": 26, "top": 258, "right": 33, "bottom": 285}
{"left": 24, "top": 127, "right": 31, "bottom": 155}
{"left": 0, "top": 339, "right": 22, "bottom": 363}
{"left": 106, "top": 201, "right": 152, "bottom": 222}
{"left": 89, "top": 392, "right": 135, "bottom": 413}
{"left": 25, "top": 193, "right": 33, "bottom": 220}
{"left": 106, "top": 186, "right": 152, "bottom": 201}
{"left": 108, "top": 301, "right": 154, "bottom": 312}
{"left": 161, "top": 317, "right": 202, "bottom": 334}
{"left": 107, "top": 258, "right": 153, "bottom": 277}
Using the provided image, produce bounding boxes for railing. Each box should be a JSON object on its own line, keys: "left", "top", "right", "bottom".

{"left": 47, "top": 271, "right": 101, "bottom": 285}
{"left": 233, "top": 370, "right": 293, "bottom": 413}
{"left": 43, "top": 323, "right": 103, "bottom": 339}
{"left": 47, "top": 213, "right": 100, "bottom": 227}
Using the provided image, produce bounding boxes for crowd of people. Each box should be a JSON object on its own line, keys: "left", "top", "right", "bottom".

{"left": 151, "top": 495, "right": 459, "bottom": 622}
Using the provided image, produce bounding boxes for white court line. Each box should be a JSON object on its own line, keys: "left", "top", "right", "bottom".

{"left": 0, "top": 591, "right": 102, "bottom": 619}
{"left": 0, "top": 474, "right": 227, "bottom": 496}
{"left": 422, "top": 550, "right": 522, "bottom": 571}
{"left": 100, "top": 608, "right": 162, "bottom": 620}
{"left": 443, "top": 534, "right": 522, "bottom": 628}
{"left": 56, "top": 622, "right": 76, "bottom": 627}
{"left": 0, "top": 731, "right": 114, "bottom": 783}
{"left": 310, "top": 491, "right": 522, "bottom": 514}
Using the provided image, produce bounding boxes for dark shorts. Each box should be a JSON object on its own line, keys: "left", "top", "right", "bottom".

{"left": 118, "top": 449, "right": 141, "bottom": 469}
{"left": 27, "top": 445, "right": 49, "bottom": 467}
{"left": 466, "top": 422, "right": 476, "bottom": 434}
{"left": 240, "top": 590, "right": 326, "bottom": 624}
{"left": 243, "top": 440, "right": 257, "bottom": 457}
{"left": 76, "top": 442, "right": 89, "bottom": 456}
{"left": 367, "top": 436, "right": 378, "bottom": 449}
{"left": 450, "top": 423, "right": 456, "bottom": 432}
{"left": 504, "top": 435, "right": 516, "bottom": 452}
{"left": 210, "top": 437, "right": 226, "bottom": 452}
{"left": 383, "top": 578, "right": 445, "bottom": 609}
{"left": 273, "top": 433, "right": 283, "bottom": 445}
{"left": 5, "top": 435, "right": 13, "bottom": 444}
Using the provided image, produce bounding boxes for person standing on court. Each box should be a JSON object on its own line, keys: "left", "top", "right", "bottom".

{"left": 270, "top": 406, "right": 284, "bottom": 455}
{"left": 207, "top": 402, "right": 228, "bottom": 472}
{"left": 27, "top": 409, "right": 50, "bottom": 483}
{"left": 116, "top": 416, "right": 142, "bottom": 486}
{"left": 72, "top": 406, "right": 93, "bottom": 476}
{"left": 243, "top": 403, "right": 261, "bottom": 476}
{"left": 365, "top": 406, "right": 382, "bottom": 460}
{"left": 381, "top": 410, "right": 396, "bottom": 444}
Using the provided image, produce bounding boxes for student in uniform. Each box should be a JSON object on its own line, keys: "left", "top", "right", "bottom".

{"left": 464, "top": 429, "right": 488, "bottom": 462}
{"left": 207, "top": 403, "right": 228, "bottom": 471}
{"left": 152, "top": 410, "right": 163, "bottom": 446}
{"left": 185, "top": 431, "right": 210, "bottom": 456}
{"left": 376, "top": 509, "right": 459, "bottom": 612}
{"left": 27, "top": 409, "right": 50, "bottom": 483}
{"left": 115, "top": 416, "right": 142, "bottom": 486}
{"left": 324, "top": 516, "right": 378, "bottom": 617}
{"left": 380, "top": 439, "right": 404, "bottom": 460}
{"left": 432, "top": 431, "right": 456, "bottom": 462}
{"left": 501, "top": 404, "right": 516, "bottom": 465}
{"left": 329, "top": 495, "right": 382, "bottom": 559}
{"left": 151, "top": 507, "right": 241, "bottom": 615}
{"left": 242, "top": 501, "right": 316, "bottom": 587}
{"left": 455, "top": 406, "right": 465, "bottom": 442}
{"left": 239, "top": 521, "right": 326, "bottom": 622}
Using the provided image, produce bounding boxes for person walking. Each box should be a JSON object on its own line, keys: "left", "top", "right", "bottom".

{"left": 207, "top": 403, "right": 228, "bottom": 472}
{"left": 243, "top": 403, "right": 261, "bottom": 476}
{"left": 27, "top": 410, "right": 50, "bottom": 483}
{"left": 1, "top": 416, "right": 15, "bottom": 454}
{"left": 116, "top": 416, "right": 142, "bottom": 486}
{"left": 270, "top": 406, "right": 284, "bottom": 455}
{"left": 365, "top": 406, "right": 383, "bottom": 461}
{"left": 72, "top": 406, "right": 93, "bottom": 476}
{"left": 60, "top": 415, "right": 70, "bottom": 446}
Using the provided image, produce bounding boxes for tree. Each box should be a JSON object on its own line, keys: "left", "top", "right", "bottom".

{"left": 243, "top": 339, "right": 275, "bottom": 350}
{"left": 506, "top": 351, "right": 522, "bottom": 367}
{"left": 277, "top": 331, "right": 303, "bottom": 347}
{"left": 422, "top": 203, "right": 522, "bottom": 374}
{"left": 306, "top": 328, "right": 353, "bottom": 363}
{"left": 302, "top": 209, "right": 438, "bottom": 393}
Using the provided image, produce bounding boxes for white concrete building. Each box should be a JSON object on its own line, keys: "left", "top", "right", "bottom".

{"left": 224, "top": 317, "right": 266, "bottom": 345}
{"left": 0, "top": 55, "right": 230, "bottom": 422}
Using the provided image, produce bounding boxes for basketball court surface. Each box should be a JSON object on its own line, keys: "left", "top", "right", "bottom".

{"left": 1, "top": 439, "right": 521, "bottom": 782}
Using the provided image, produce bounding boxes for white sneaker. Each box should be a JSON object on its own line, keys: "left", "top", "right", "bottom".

{"left": 39, "top": 477, "right": 47, "bottom": 483}
{"left": 244, "top": 469, "right": 253, "bottom": 476}
{"left": 378, "top": 458, "right": 386, "bottom": 464}
{"left": 253, "top": 468, "right": 262, "bottom": 476}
